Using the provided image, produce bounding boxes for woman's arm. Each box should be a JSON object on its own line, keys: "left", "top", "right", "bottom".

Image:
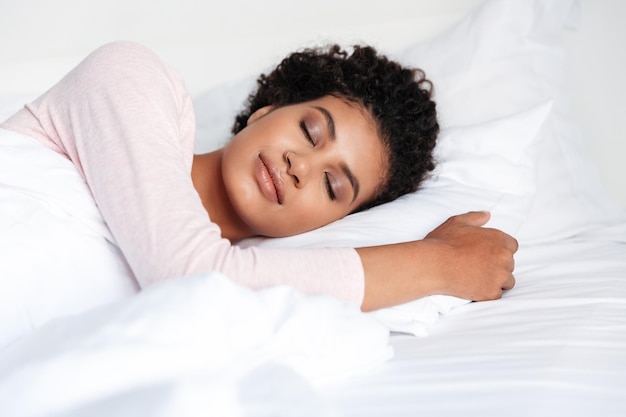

{"left": 1, "top": 41, "right": 365, "bottom": 303}
{"left": 358, "top": 211, "right": 517, "bottom": 311}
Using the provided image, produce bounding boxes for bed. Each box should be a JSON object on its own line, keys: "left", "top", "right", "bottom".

{"left": 1, "top": 0, "right": 625, "bottom": 416}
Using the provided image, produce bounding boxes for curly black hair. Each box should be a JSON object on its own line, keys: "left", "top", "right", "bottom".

{"left": 233, "top": 44, "right": 439, "bottom": 212}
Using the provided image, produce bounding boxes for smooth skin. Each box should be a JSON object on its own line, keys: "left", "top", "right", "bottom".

{"left": 192, "top": 95, "right": 517, "bottom": 312}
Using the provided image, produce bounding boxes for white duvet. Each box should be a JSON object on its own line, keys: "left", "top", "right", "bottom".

{"left": 0, "top": 270, "right": 392, "bottom": 417}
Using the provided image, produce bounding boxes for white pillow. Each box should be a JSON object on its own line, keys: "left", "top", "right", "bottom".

{"left": 395, "top": 0, "right": 625, "bottom": 242}
{"left": 193, "top": 77, "right": 257, "bottom": 154}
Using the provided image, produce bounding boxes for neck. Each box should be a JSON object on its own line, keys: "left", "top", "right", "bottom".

{"left": 191, "top": 151, "right": 253, "bottom": 242}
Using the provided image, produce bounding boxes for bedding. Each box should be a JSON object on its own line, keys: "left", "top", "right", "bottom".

{"left": 322, "top": 223, "right": 626, "bottom": 416}
{"left": 0, "top": 270, "right": 392, "bottom": 417}
{"left": 1, "top": 0, "right": 625, "bottom": 416}
{"left": 0, "top": 128, "right": 138, "bottom": 350}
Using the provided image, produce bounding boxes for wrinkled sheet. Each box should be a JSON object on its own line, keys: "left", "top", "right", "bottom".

{"left": 321, "top": 222, "right": 626, "bottom": 417}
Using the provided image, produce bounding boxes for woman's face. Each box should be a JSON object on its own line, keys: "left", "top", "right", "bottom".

{"left": 221, "top": 95, "right": 387, "bottom": 237}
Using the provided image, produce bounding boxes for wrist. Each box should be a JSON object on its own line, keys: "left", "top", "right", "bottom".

{"left": 357, "top": 241, "right": 440, "bottom": 311}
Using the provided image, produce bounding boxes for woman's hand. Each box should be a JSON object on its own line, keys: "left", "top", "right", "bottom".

{"left": 357, "top": 211, "right": 518, "bottom": 311}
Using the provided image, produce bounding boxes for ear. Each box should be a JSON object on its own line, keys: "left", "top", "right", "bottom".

{"left": 247, "top": 105, "right": 274, "bottom": 125}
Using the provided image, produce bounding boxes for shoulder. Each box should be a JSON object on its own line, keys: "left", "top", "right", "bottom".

{"left": 86, "top": 41, "right": 163, "bottom": 65}
{"left": 80, "top": 41, "right": 176, "bottom": 81}
{"left": 75, "top": 42, "right": 192, "bottom": 118}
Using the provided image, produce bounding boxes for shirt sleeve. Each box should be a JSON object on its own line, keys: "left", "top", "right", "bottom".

{"left": 1, "top": 42, "right": 365, "bottom": 305}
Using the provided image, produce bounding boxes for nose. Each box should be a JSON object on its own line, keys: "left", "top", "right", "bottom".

{"left": 284, "top": 151, "right": 310, "bottom": 187}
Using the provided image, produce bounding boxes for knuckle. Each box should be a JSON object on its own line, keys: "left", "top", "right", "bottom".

{"left": 447, "top": 214, "right": 461, "bottom": 224}
{"left": 494, "top": 247, "right": 512, "bottom": 265}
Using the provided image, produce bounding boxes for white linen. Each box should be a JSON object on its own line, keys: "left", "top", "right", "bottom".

{"left": 397, "top": 0, "right": 624, "bottom": 242}
{"left": 321, "top": 221, "right": 626, "bottom": 417}
{"left": 0, "top": 270, "right": 392, "bottom": 417}
{"left": 368, "top": 295, "right": 471, "bottom": 337}
{"left": 0, "top": 128, "right": 139, "bottom": 350}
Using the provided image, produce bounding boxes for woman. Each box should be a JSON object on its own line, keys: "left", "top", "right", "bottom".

{"left": 0, "top": 41, "right": 516, "bottom": 312}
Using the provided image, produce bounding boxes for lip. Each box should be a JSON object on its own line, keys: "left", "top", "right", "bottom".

{"left": 255, "top": 154, "right": 285, "bottom": 204}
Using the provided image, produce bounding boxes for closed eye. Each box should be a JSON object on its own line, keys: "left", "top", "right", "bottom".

{"left": 300, "top": 120, "right": 315, "bottom": 146}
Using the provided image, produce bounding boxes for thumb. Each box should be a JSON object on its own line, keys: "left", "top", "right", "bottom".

{"left": 455, "top": 210, "right": 491, "bottom": 227}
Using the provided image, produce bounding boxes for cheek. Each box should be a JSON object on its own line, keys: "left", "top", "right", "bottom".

{"left": 259, "top": 201, "right": 345, "bottom": 237}
{"left": 289, "top": 197, "right": 348, "bottom": 231}
{"left": 261, "top": 195, "right": 357, "bottom": 237}
{"left": 221, "top": 160, "right": 262, "bottom": 228}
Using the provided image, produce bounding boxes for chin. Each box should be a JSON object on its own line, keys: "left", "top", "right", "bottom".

{"left": 251, "top": 225, "right": 296, "bottom": 239}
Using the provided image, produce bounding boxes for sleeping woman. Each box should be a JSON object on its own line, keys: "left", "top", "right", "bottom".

{"left": 0, "top": 41, "right": 517, "bottom": 312}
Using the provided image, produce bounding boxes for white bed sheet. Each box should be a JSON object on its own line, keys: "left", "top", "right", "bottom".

{"left": 322, "top": 222, "right": 626, "bottom": 416}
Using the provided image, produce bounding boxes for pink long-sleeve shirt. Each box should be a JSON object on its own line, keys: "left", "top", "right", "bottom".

{"left": 1, "top": 41, "right": 365, "bottom": 305}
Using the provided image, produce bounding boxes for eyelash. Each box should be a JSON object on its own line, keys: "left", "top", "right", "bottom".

{"left": 325, "top": 174, "right": 336, "bottom": 201}
{"left": 301, "top": 120, "right": 336, "bottom": 201}
{"left": 300, "top": 120, "right": 315, "bottom": 146}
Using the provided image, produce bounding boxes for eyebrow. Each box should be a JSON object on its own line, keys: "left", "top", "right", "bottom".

{"left": 311, "top": 105, "right": 360, "bottom": 204}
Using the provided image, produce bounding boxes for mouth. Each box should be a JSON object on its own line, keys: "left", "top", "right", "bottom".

{"left": 255, "top": 154, "right": 285, "bottom": 204}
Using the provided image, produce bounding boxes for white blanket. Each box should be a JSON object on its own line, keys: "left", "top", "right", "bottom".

{"left": 0, "top": 270, "right": 392, "bottom": 417}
